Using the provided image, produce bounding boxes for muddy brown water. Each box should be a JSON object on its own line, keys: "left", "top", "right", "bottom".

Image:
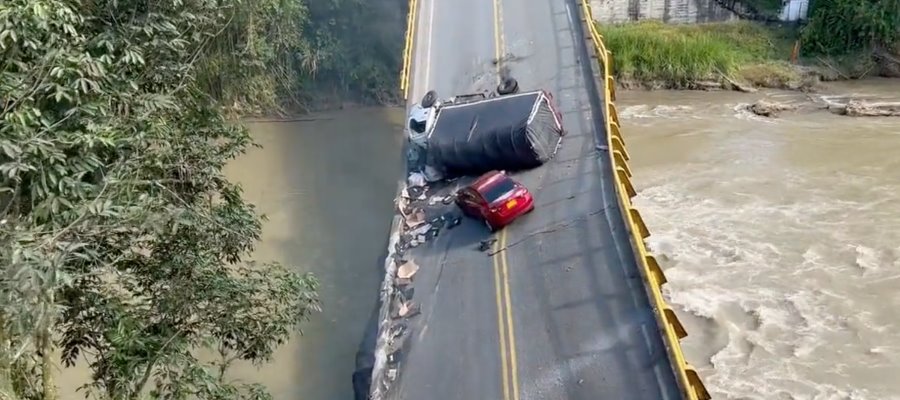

{"left": 221, "top": 108, "right": 404, "bottom": 399}
{"left": 621, "top": 78, "right": 900, "bottom": 400}
{"left": 57, "top": 79, "right": 900, "bottom": 400}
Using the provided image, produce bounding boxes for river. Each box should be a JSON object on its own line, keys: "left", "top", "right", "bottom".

{"left": 621, "top": 79, "right": 900, "bottom": 400}
{"left": 222, "top": 108, "right": 404, "bottom": 400}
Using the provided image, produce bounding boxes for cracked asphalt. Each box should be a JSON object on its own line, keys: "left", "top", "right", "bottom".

{"left": 388, "top": 0, "right": 685, "bottom": 398}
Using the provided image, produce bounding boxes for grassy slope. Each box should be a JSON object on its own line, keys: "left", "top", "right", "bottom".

{"left": 599, "top": 21, "right": 802, "bottom": 88}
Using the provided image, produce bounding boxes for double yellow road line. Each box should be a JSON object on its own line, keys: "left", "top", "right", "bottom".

{"left": 491, "top": 2, "right": 519, "bottom": 400}
{"left": 492, "top": 229, "right": 520, "bottom": 400}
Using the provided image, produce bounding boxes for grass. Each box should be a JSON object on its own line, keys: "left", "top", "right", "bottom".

{"left": 599, "top": 21, "right": 800, "bottom": 88}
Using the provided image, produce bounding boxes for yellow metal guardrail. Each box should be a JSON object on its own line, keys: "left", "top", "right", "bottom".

{"left": 576, "top": 1, "right": 711, "bottom": 399}
{"left": 399, "top": 0, "right": 419, "bottom": 100}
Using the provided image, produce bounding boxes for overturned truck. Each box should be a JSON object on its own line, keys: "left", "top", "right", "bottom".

{"left": 410, "top": 84, "right": 565, "bottom": 178}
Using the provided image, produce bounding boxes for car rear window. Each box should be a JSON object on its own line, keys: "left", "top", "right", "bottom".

{"left": 481, "top": 178, "right": 517, "bottom": 203}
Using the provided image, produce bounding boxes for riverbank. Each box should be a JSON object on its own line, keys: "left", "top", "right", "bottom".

{"left": 598, "top": 21, "right": 899, "bottom": 92}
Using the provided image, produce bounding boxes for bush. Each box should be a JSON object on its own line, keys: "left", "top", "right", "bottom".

{"left": 600, "top": 21, "right": 797, "bottom": 87}
{"left": 801, "top": 0, "right": 899, "bottom": 55}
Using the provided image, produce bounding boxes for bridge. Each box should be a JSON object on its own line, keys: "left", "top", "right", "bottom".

{"left": 370, "top": 0, "right": 712, "bottom": 399}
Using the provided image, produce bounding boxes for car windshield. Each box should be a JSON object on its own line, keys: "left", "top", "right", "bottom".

{"left": 409, "top": 118, "right": 426, "bottom": 133}
{"left": 481, "top": 178, "right": 517, "bottom": 204}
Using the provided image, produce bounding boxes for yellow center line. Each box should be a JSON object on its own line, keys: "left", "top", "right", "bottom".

{"left": 500, "top": 229, "right": 520, "bottom": 400}
{"left": 493, "top": 238, "right": 511, "bottom": 400}
{"left": 492, "top": 1, "right": 518, "bottom": 400}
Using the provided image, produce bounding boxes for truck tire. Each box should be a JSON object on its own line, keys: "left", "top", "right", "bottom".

{"left": 497, "top": 77, "right": 519, "bottom": 95}
{"left": 421, "top": 90, "right": 438, "bottom": 108}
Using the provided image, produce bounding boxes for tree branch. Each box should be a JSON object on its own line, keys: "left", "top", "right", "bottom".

{"left": 133, "top": 328, "right": 183, "bottom": 397}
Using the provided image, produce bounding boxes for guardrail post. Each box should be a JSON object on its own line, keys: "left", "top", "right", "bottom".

{"left": 628, "top": 208, "right": 650, "bottom": 239}
{"left": 646, "top": 255, "right": 668, "bottom": 285}
{"left": 663, "top": 307, "right": 687, "bottom": 339}
{"left": 615, "top": 168, "right": 636, "bottom": 198}
{"left": 608, "top": 122, "right": 629, "bottom": 161}
{"left": 612, "top": 151, "right": 631, "bottom": 178}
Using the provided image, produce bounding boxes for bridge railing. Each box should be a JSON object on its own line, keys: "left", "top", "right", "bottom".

{"left": 575, "top": 1, "right": 712, "bottom": 399}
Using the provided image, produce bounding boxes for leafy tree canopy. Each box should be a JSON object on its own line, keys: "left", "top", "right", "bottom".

{"left": 801, "top": 0, "right": 900, "bottom": 55}
{"left": 0, "top": 0, "right": 400, "bottom": 397}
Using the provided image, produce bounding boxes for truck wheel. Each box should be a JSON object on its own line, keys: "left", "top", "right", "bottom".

{"left": 497, "top": 77, "right": 519, "bottom": 95}
{"left": 421, "top": 90, "right": 438, "bottom": 108}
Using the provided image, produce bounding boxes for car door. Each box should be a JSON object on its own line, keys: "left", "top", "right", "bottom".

{"left": 457, "top": 189, "right": 483, "bottom": 217}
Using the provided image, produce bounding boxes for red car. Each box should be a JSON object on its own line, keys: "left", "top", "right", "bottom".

{"left": 455, "top": 171, "right": 535, "bottom": 232}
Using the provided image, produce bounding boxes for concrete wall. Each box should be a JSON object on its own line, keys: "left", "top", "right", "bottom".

{"left": 591, "top": 0, "right": 810, "bottom": 24}
{"left": 591, "top": 0, "right": 738, "bottom": 24}
{"left": 779, "top": 0, "right": 809, "bottom": 21}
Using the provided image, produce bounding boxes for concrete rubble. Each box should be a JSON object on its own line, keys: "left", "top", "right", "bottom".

{"left": 840, "top": 100, "right": 900, "bottom": 117}
{"left": 368, "top": 166, "right": 459, "bottom": 400}
{"left": 746, "top": 99, "right": 797, "bottom": 118}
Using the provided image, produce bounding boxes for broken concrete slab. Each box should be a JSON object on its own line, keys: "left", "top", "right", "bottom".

{"left": 404, "top": 209, "right": 427, "bottom": 229}
{"left": 398, "top": 301, "right": 420, "bottom": 318}
{"left": 397, "top": 259, "right": 419, "bottom": 280}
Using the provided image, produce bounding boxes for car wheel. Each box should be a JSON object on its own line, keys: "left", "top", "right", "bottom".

{"left": 421, "top": 90, "right": 438, "bottom": 108}
{"left": 497, "top": 77, "right": 519, "bottom": 95}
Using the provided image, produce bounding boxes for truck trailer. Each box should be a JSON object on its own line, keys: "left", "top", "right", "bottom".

{"left": 408, "top": 83, "right": 565, "bottom": 178}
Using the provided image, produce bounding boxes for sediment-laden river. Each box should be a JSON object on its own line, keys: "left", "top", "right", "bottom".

{"left": 222, "top": 108, "right": 404, "bottom": 400}
{"left": 621, "top": 79, "right": 900, "bottom": 399}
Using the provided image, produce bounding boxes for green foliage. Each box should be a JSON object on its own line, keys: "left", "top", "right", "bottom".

{"left": 196, "top": 0, "right": 406, "bottom": 114}
{"left": 600, "top": 21, "right": 797, "bottom": 87}
{"left": 0, "top": 0, "right": 321, "bottom": 399}
{"left": 801, "top": 0, "right": 900, "bottom": 55}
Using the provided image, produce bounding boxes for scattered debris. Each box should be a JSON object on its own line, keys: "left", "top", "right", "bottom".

{"left": 404, "top": 209, "right": 427, "bottom": 228}
{"left": 389, "top": 322, "right": 408, "bottom": 340}
{"left": 447, "top": 215, "right": 462, "bottom": 229}
{"left": 387, "top": 348, "right": 402, "bottom": 364}
{"left": 478, "top": 238, "right": 498, "bottom": 252}
{"left": 408, "top": 172, "right": 426, "bottom": 187}
{"left": 397, "top": 260, "right": 419, "bottom": 280}
{"left": 409, "top": 223, "right": 432, "bottom": 237}
{"left": 406, "top": 185, "right": 427, "bottom": 200}
{"left": 398, "top": 301, "right": 420, "bottom": 318}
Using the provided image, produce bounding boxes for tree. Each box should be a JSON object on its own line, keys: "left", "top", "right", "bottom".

{"left": 802, "top": 0, "right": 900, "bottom": 55}
{"left": 0, "top": 0, "right": 320, "bottom": 399}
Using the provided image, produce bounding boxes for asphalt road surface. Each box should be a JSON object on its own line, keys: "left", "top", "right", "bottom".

{"left": 392, "top": 0, "right": 684, "bottom": 398}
